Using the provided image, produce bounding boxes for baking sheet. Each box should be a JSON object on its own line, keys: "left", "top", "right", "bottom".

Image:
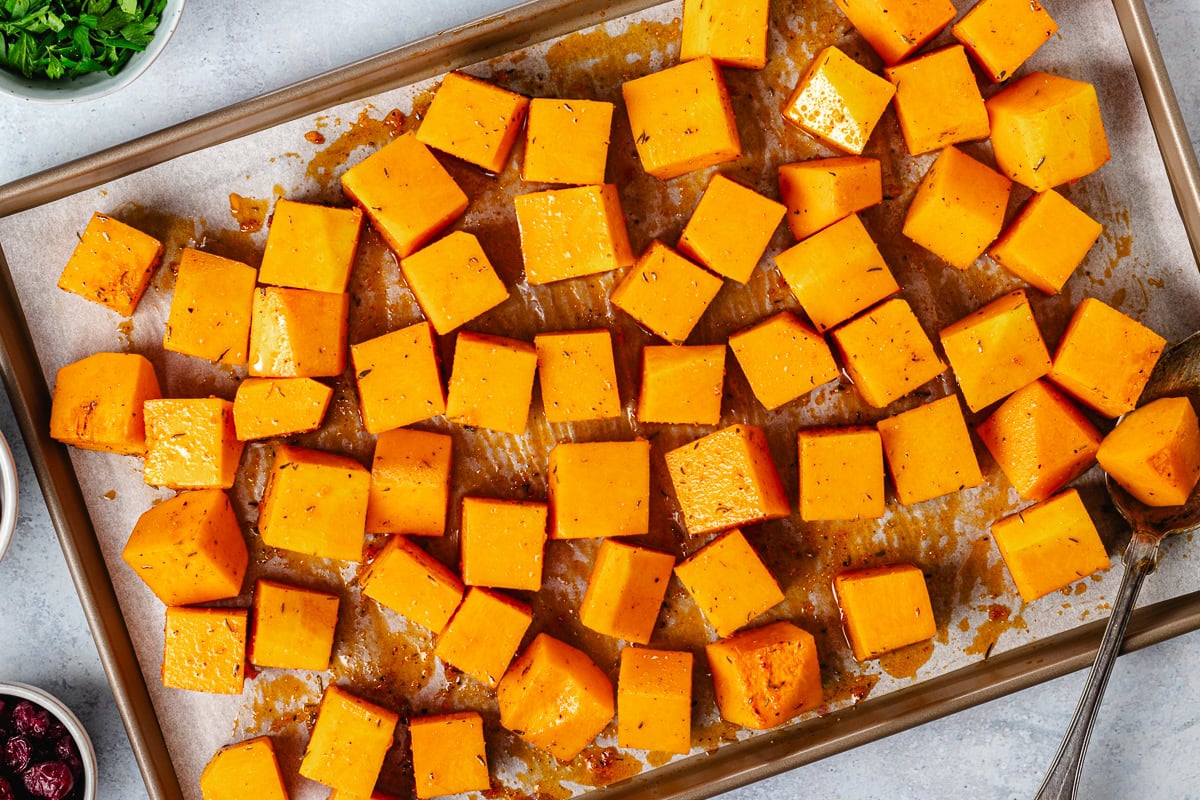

{"left": 3, "top": 0, "right": 1200, "bottom": 798}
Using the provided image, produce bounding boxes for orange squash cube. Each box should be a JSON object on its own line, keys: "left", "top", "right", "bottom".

{"left": 665, "top": 424, "right": 789, "bottom": 536}
{"left": 366, "top": 428, "right": 452, "bottom": 537}
{"left": 258, "top": 445, "right": 370, "bottom": 561}
{"left": 610, "top": 240, "right": 723, "bottom": 344}
{"left": 680, "top": 0, "right": 769, "bottom": 69}
{"left": 622, "top": 56, "right": 742, "bottom": 179}
{"left": 989, "top": 190, "right": 1104, "bottom": 295}
{"left": 952, "top": 0, "right": 1058, "bottom": 83}
{"left": 877, "top": 395, "right": 984, "bottom": 505}
{"left": 162, "top": 607, "right": 247, "bottom": 694}
{"left": 831, "top": 297, "right": 946, "bottom": 408}
{"left": 1098, "top": 397, "right": 1200, "bottom": 507}
{"left": 729, "top": 311, "right": 839, "bottom": 410}
{"left": 797, "top": 427, "right": 885, "bottom": 521}
{"left": 232, "top": 377, "right": 333, "bottom": 441}
{"left": 677, "top": 174, "right": 785, "bottom": 284}
{"left": 617, "top": 648, "right": 693, "bottom": 754}
{"left": 143, "top": 398, "right": 244, "bottom": 490}
{"left": 351, "top": 322, "right": 446, "bottom": 434}
{"left": 299, "top": 686, "right": 399, "bottom": 797}
{"left": 497, "top": 633, "right": 615, "bottom": 761}
{"left": 409, "top": 712, "right": 490, "bottom": 799}
{"left": 514, "top": 184, "right": 634, "bottom": 284}
{"left": 902, "top": 145, "right": 1013, "bottom": 270}
{"left": 199, "top": 737, "right": 288, "bottom": 800}
{"left": 122, "top": 489, "right": 247, "bottom": 606}
{"left": 535, "top": 330, "right": 621, "bottom": 424}
{"left": 885, "top": 45, "right": 990, "bottom": 156}
{"left": 50, "top": 352, "right": 161, "bottom": 456}
{"left": 987, "top": 72, "right": 1111, "bottom": 192}
{"left": 549, "top": 440, "right": 650, "bottom": 539}
{"left": 446, "top": 332, "right": 538, "bottom": 435}
{"left": 522, "top": 98, "right": 614, "bottom": 185}
{"left": 341, "top": 132, "right": 468, "bottom": 258}
{"left": 1048, "top": 298, "right": 1166, "bottom": 418}
{"left": 248, "top": 287, "right": 349, "bottom": 378}
{"left": 774, "top": 213, "right": 899, "bottom": 332}
{"left": 460, "top": 497, "right": 547, "bottom": 591}
{"left": 579, "top": 540, "right": 675, "bottom": 644}
{"left": 782, "top": 46, "right": 896, "bottom": 155}
{"left": 399, "top": 231, "right": 509, "bottom": 335}
{"left": 706, "top": 621, "right": 823, "bottom": 730}
{"left": 435, "top": 587, "right": 533, "bottom": 686}
{"left": 57, "top": 211, "right": 162, "bottom": 316}
{"left": 976, "top": 380, "right": 1102, "bottom": 501}
{"left": 249, "top": 580, "right": 339, "bottom": 671}
{"left": 637, "top": 344, "right": 726, "bottom": 426}
{"left": 991, "top": 489, "right": 1111, "bottom": 601}
{"left": 831, "top": 0, "right": 956, "bottom": 65}
{"left": 778, "top": 156, "right": 882, "bottom": 241}
{"left": 258, "top": 199, "right": 364, "bottom": 293}
{"left": 163, "top": 249, "right": 256, "bottom": 365}
{"left": 361, "top": 535, "right": 464, "bottom": 634}
{"left": 675, "top": 529, "right": 784, "bottom": 637}
{"left": 417, "top": 71, "right": 529, "bottom": 174}
{"left": 833, "top": 563, "right": 937, "bottom": 660}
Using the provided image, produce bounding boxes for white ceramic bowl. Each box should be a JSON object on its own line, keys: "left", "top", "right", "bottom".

{"left": 0, "top": 682, "right": 97, "bottom": 800}
{"left": 0, "top": 0, "right": 185, "bottom": 104}
{"left": 0, "top": 431, "right": 16, "bottom": 565}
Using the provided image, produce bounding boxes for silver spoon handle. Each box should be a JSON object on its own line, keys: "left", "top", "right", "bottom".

{"left": 1033, "top": 527, "right": 1161, "bottom": 800}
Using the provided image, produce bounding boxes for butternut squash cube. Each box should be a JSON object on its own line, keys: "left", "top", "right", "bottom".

{"left": 991, "top": 489, "right": 1110, "bottom": 601}
{"left": 497, "top": 633, "right": 615, "bottom": 761}
{"left": 535, "top": 329, "right": 621, "bottom": 424}
{"left": 617, "top": 648, "right": 693, "bottom": 754}
{"left": 952, "top": 0, "right": 1058, "bottom": 83}
{"left": 122, "top": 489, "right": 247, "bottom": 606}
{"left": 341, "top": 132, "right": 469, "bottom": 259}
{"left": 797, "top": 427, "right": 885, "bottom": 521}
{"left": 986, "top": 72, "right": 1111, "bottom": 192}
{"left": 831, "top": 297, "right": 946, "bottom": 408}
{"left": 299, "top": 686, "right": 399, "bottom": 797}
{"left": 610, "top": 240, "right": 723, "bottom": 344}
{"left": 409, "top": 712, "right": 490, "bottom": 799}
{"left": 144, "top": 398, "right": 244, "bottom": 490}
{"left": 833, "top": 563, "right": 937, "bottom": 660}
{"left": 681, "top": 0, "right": 769, "bottom": 69}
{"left": 675, "top": 529, "right": 784, "bottom": 637}
{"left": 351, "top": 322, "right": 446, "bottom": 434}
{"left": 258, "top": 445, "right": 370, "bottom": 561}
{"left": 902, "top": 145, "right": 1013, "bottom": 270}
{"left": 778, "top": 156, "right": 882, "bottom": 240}
{"left": 622, "top": 56, "right": 742, "bottom": 179}
{"left": 1049, "top": 298, "right": 1166, "bottom": 418}
{"left": 361, "top": 535, "right": 464, "bottom": 633}
{"left": 460, "top": 497, "right": 547, "bottom": 591}
{"left": 774, "top": 213, "right": 899, "bottom": 332}
{"left": 976, "top": 380, "right": 1102, "bottom": 501}
{"left": 163, "top": 249, "right": 256, "bottom": 365}
{"left": 50, "top": 352, "right": 161, "bottom": 456}
{"left": 161, "top": 606, "right": 247, "bottom": 694}
{"left": 1098, "top": 397, "right": 1200, "bottom": 507}
{"left": 782, "top": 46, "right": 896, "bottom": 155}
{"left": 199, "top": 737, "right": 288, "bottom": 800}
{"left": 885, "top": 45, "right": 990, "bottom": 156}
{"left": 729, "top": 311, "right": 839, "bottom": 410}
{"left": 417, "top": 71, "right": 529, "bottom": 174}
{"left": 435, "top": 587, "right": 533, "bottom": 687}
{"left": 665, "top": 424, "right": 789, "bottom": 536}
{"left": 549, "top": 440, "right": 650, "bottom": 539}
{"left": 258, "top": 199, "right": 364, "bottom": 293}
{"left": 399, "top": 231, "right": 509, "bottom": 335}
{"left": 366, "top": 428, "right": 452, "bottom": 537}
{"left": 446, "top": 332, "right": 538, "bottom": 435}
{"left": 232, "top": 378, "right": 333, "bottom": 441}
{"left": 989, "top": 190, "right": 1103, "bottom": 295}
{"left": 638, "top": 344, "right": 726, "bottom": 426}
{"left": 677, "top": 174, "right": 785, "bottom": 284}
{"left": 249, "top": 580, "right": 339, "bottom": 671}
{"left": 832, "top": 0, "right": 956, "bottom": 65}
{"left": 248, "top": 287, "right": 349, "bottom": 378}
{"left": 522, "top": 98, "right": 614, "bottom": 185}
{"left": 57, "top": 211, "right": 162, "bottom": 316}
{"left": 706, "top": 621, "right": 822, "bottom": 730}
{"left": 877, "top": 395, "right": 984, "bottom": 505}
{"left": 514, "top": 184, "right": 634, "bottom": 284}
{"left": 579, "top": 540, "right": 675, "bottom": 644}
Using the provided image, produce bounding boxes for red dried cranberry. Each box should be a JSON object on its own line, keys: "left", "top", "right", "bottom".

{"left": 46, "top": 722, "right": 67, "bottom": 742}
{"left": 23, "top": 761, "right": 74, "bottom": 800}
{"left": 12, "top": 703, "right": 50, "bottom": 739}
{"left": 53, "top": 737, "right": 81, "bottom": 776}
{"left": 0, "top": 775, "right": 13, "bottom": 800}
{"left": 3, "top": 735, "right": 32, "bottom": 773}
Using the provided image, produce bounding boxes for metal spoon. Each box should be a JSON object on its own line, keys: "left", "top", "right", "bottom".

{"left": 1035, "top": 330, "right": 1200, "bottom": 800}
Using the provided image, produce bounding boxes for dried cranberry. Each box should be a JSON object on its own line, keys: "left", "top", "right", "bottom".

{"left": 53, "top": 737, "right": 81, "bottom": 777}
{"left": 46, "top": 722, "right": 66, "bottom": 742}
{"left": 0, "top": 775, "right": 13, "bottom": 800}
{"left": 12, "top": 703, "right": 50, "bottom": 739}
{"left": 23, "top": 761, "right": 74, "bottom": 800}
{"left": 3, "top": 736, "right": 32, "bottom": 773}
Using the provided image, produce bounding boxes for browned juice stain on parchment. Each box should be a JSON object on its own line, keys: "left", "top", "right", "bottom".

{"left": 228, "top": 193, "right": 269, "bottom": 232}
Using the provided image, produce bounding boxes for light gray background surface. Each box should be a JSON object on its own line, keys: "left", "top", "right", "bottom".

{"left": 1, "top": 1, "right": 1198, "bottom": 798}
